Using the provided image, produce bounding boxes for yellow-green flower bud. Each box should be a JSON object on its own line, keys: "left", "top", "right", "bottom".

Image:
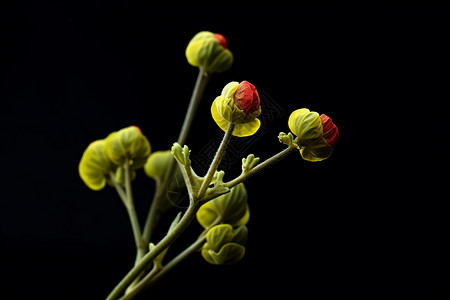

{"left": 185, "top": 31, "right": 233, "bottom": 73}
{"left": 79, "top": 139, "right": 115, "bottom": 191}
{"left": 104, "top": 126, "right": 151, "bottom": 168}
{"left": 196, "top": 183, "right": 249, "bottom": 228}
{"left": 288, "top": 109, "right": 339, "bottom": 162}
{"left": 211, "top": 81, "right": 261, "bottom": 137}
{"left": 201, "top": 224, "right": 247, "bottom": 265}
{"left": 144, "top": 150, "right": 173, "bottom": 181}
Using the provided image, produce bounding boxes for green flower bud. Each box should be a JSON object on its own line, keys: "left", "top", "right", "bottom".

{"left": 201, "top": 224, "right": 247, "bottom": 265}
{"left": 79, "top": 139, "right": 115, "bottom": 191}
{"left": 144, "top": 150, "right": 173, "bottom": 181}
{"left": 196, "top": 183, "right": 249, "bottom": 228}
{"left": 144, "top": 150, "right": 186, "bottom": 212}
{"left": 185, "top": 31, "right": 233, "bottom": 73}
{"left": 104, "top": 126, "right": 151, "bottom": 168}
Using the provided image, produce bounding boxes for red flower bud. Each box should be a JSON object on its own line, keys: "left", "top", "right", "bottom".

{"left": 213, "top": 33, "right": 228, "bottom": 49}
{"left": 233, "top": 81, "right": 261, "bottom": 115}
{"left": 320, "top": 114, "right": 339, "bottom": 147}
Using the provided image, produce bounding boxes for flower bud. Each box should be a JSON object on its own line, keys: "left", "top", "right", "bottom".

{"left": 144, "top": 150, "right": 173, "bottom": 181}
{"left": 288, "top": 108, "right": 339, "bottom": 162}
{"left": 201, "top": 224, "right": 247, "bottom": 265}
{"left": 185, "top": 31, "right": 233, "bottom": 73}
{"left": 104, "top": 126, "right": 151, "bottom": 168}
{"left": 211, "top": 81, "right": 261, "bottom": 137}
{"left": 79, "top": 140, "right": 115, "bottom": 191}
{"left": 197, "top": 183, "right": 249, "bottom": 228}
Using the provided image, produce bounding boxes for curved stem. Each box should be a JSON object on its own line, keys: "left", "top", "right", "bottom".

{"left": 198, "top": 123, "right": 235, "bottom": 198}
{"left": 106, "top": 201, "right": 200, "bottom": 300}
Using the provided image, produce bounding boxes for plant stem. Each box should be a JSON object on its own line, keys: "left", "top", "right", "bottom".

{"left": 141, "top": 181, "right": 163, "bottom": 246}
{"left": 124, "top": 158, "right": 146, "bottom": 262}
{"left": 109, "top": 167, "right": 146, "bottom": 262}
{"left": 106, "top": 201, "right": 200, "bottom": 300}
{"left": 123, "top": 235, "right": 206, "bottom": 299}
{"left": 198, "top": 123, "right": 235, "bottom": 198}
{"left": 109, "top": 171, "right": 127, "bottom": 207}
{"left": 224, "top": 146, "right": 297, "bottom": 189}
{"left": 178, "top": 68, "right": 210, "bottom": 146}
{"left": 119, "top": 266, "right": 160, "bottom": 300}
{"left": 142, "top": 68, "right": 210, "bottom": 245}
{"left": 149, "top": 236, "right": 206, "bottom": 286}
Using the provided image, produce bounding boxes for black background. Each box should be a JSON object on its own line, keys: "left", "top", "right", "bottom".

{"left": 0, "top": 2, "right": 444, "bottom": 297}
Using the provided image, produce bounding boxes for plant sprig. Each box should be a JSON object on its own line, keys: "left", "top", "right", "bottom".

{"left": 78, "top": 30, "right": 340, "bottom": 300}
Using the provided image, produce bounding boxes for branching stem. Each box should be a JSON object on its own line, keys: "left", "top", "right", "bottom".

{"left": 198, "top": 123, "right": 235, "bottom": 198}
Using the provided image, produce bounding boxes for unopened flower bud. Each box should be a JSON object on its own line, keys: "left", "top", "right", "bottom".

{"left": 104, "top": 126, "right": 151, "bottom": 168}
{"left": 185, "top": 31, "right": 233, "bottom": 73}
{"left": 79, "top": 140, "right": 115, "bottom": 191}
{"left": 211, "top": 81, "right": 261, "bottom": 137}
{"left": 201, "top": 224, "right": 247, "bottom": 265}
{"left": 144, "top": 150, "right": 173, "bottom": 181}
{"left": 288, "top": 108, "right": 339, "bottom": 162}
{"left": 197, "top": 183, "right": 249, "bottom": 228}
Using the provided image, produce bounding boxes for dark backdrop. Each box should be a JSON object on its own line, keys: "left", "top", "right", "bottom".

{"left": 0, "top": 2, "right": 444, "bottom": 297}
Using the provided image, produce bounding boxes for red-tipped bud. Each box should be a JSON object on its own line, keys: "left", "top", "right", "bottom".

{"left": 129, "top": 125, "right": 142, "bottom": 134}
{"left": 233, "top": 81, "right": 261, "bottom": 115}
{"left": 185, "top": 31, "right": 233, "bottom": 73}
{"left": 320, "top": 114, "right": 339, "bottom": 147}
{"left": 213, "top": 33, "right": 228, "bottom": 49}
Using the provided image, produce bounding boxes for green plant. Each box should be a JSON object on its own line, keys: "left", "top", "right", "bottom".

{"left": 79, "top": 30, "right": 339, "bottom": 299}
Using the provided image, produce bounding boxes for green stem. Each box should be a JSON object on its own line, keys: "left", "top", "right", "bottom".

{"left": 147, "top": 236, "right": 206, "bottom": 287}
{"left": 119, "top": 266, "right": 160, "bottom": 300}
{"left": 122, "top": 215, "right": 223, "bottom": 298}
{"left": 178, "top": 68, "right": 210, "bottom": 146}
{"left": 224, "top": 146, "right": 297, "bottom": 189}
{"left": 109, "top": 167, "right": 146, "bottom": 262}
{"left": 124, "top": 158, "right": 146, "bottom": 262}
{"left": 106, "top": 201, "right": 200, "bottom": 300}
{"left": 109, "top": 171, "right": 127, "bottom": 207}
{"left": 130, "top": 216, "right": 222, "bottom": 296}
{"left": 141, "top": 68, "right": 210, "bottom": 245}
{"left": 198, "top": 123, "right": 235, "bottom": 198}
{"left": 141, "top": 181, "right": 164, "bottom": 246}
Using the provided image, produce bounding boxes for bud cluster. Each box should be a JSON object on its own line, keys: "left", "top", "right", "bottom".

{"left": 79, "top": 126, "right": 151, "bottom": 190}
{"left": 197, "top": 183, "right": 249, "bottom": 265}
